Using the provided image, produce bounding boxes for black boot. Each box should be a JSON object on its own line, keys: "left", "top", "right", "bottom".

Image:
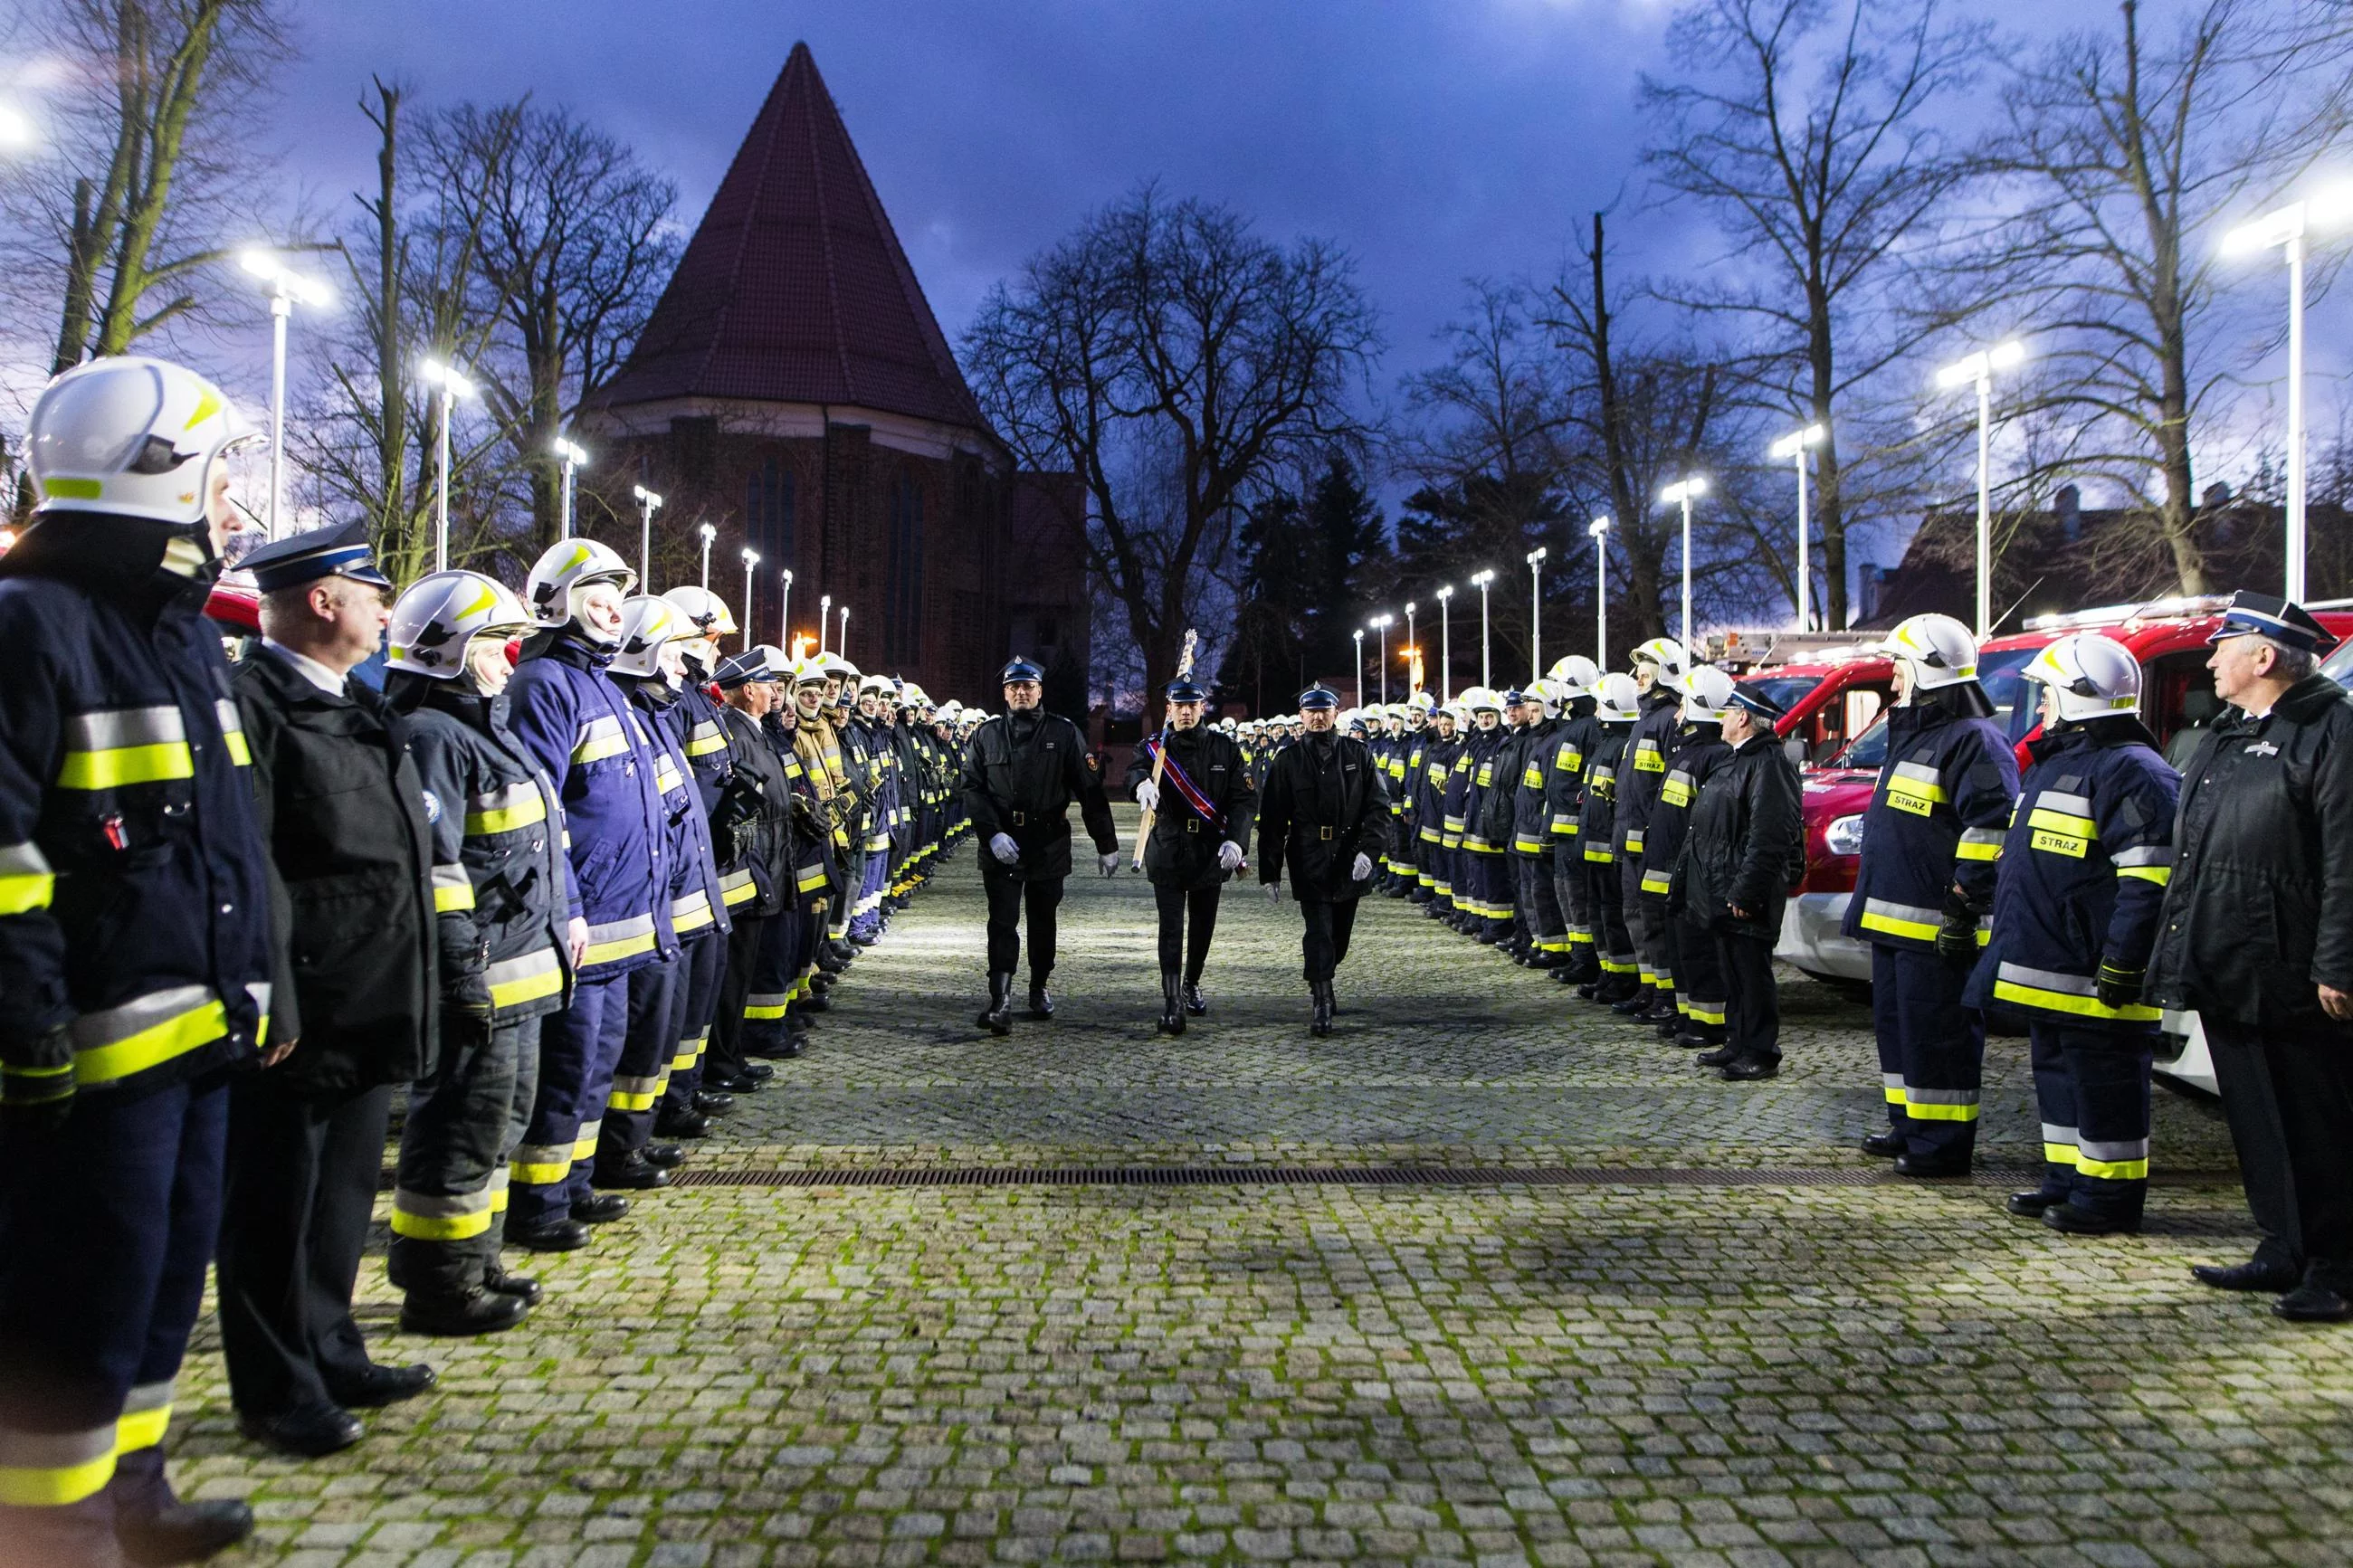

{"left": 1027, "top": 974, "right": 1056, "bottom": 1019}
{"left": 400, "top": 1286, "right": 529, "bottom": 1337}
{"left": 119, "top": 1499, "right": 255, "bottom": 1566}
{"left": 1182, "top": 979, "right": 1209, "bottom": 1016}
{"left": 1310, "top": 979, "right": 1334, "bottom": 1037}
{"left": 1157, "top": 971, "right": 1185, "bottom": 1036}
{"left": 978, "top": 972, "right": 1014, "bottom": 1036}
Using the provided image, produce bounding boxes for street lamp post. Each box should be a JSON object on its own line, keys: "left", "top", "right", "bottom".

{"left": 837, "top": 605, "right": 850, "bottom": 662}
{"left": 418, "top": 358, "right": 476, "bottom": 572}
{"left": 741, "top": 550, "right": 760, "bottom": 650}
{"left": 1404, "top": 602, "right": 1417, "bottom": 692}
{"left": 1935, "top": 341, "right": 2027, "bottom": 638}
{"left": 2224, "top": 190, "right": 2353, "bottom": 601}
{"left": 552, "top": 439, "right": 588, "bottom": 540}
{"left": 1658, "top": 478, "right": 1707, "bottom": 651}
{"left": 1471, "top": 569, "right": 1495, "bottom": 689}
{"left": 1352, "top": 629, "right": 1366, "bottom": 709}
{"left": 240, "top": 252, "right": 329, "bottom": 538}
{"left": 631, "top": 484, "right": 664, "bottom": 589}
{"left": 697, "top": 521, "right": 716, "bottom": 591}
{"left": 1589, "top": 516, "right": 1611, "bottom": 666}
{"left": 1434, "top": 585, "right": 1454, "bottom": 703}
{"left": 1371, "top": 613, "right": 1393, "bottom": 706}
{"left": 779, "top": 568, "right": 794, "bottom": 657}
{"left": 1771, "top": 424, "right": 1825, "bottom": 631}
{"left": 818, "top": 594, "right": 831, "bottom": 655}
{"left": 1525, "top": 546, "right": 1548, "bottom": 679}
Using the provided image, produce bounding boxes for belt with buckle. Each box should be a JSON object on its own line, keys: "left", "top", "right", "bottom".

{"left": 1186, "top": 819, "right": 1200, "bottom": 833}
{"left": 1319, "top": 825, "right": 1333, "bottom": 841}
{"left": 1010, "top": 811, "right": 1026, "bottom": 827}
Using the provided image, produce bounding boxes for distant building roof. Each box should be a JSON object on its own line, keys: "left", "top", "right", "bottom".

{"left": 589, "top": 42, "right": 992, "bottom": 435}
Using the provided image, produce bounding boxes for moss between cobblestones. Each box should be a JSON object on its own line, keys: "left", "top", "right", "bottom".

{"left": 170, "top": 809, "right": 2333, "bottom": 1566}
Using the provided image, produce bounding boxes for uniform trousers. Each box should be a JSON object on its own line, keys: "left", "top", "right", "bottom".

{"left": 2207, "top": 1018, "right": 2353, "bottom": 1287}
{"left": 390, "top": 1013, "right": 539, "bottom": 1297}
{"left": 1672, "top": 909, "right": 1729, "bottom": 1041}
{"left": 1514, "top": 855, "right": 1566, "bottom": 955}
{"left": 1624, "top": 865, "right": 1674, "bottom": 997}
{"left": 1299, "top": 896, "right": 1361, "bottom": 983}
{"left": 707, "top": 911, "right": 771, "bottom": 1082}
{"left": 1870, "top": 944, "right": 1985, "bottom": 1164}
{"left": 1586, "top": 858, "right": 1636, "bottom": 986}
{"left": 1468, "top": 851, "right": 1512, "bottom": 937}
{"left": 982, "top": 867, "right": 1064, "bottom": 979}
{"left": 2026, "top": 1020, "right": 2152, "bottom": 1224}
{"left": 595, "top": 950, "right": 681, "bottom": 1174}
{"left": 1715, "top": 926, "right": 1780, "bottom": 1065}
{"left": 656, "top": 927, "right": 727, "bottom": 1121}
{"left": 741, "top": 909, "right": 805, "bottom": 1054}
{"left": 217, "top": 1075, "right": 395, "bottom": 1419}
{"left": 0, "top": 1074, "right": 226, "bottom": 1552}
{"left": 509, "top": 970, "right": 629, "bottom": 1228}
{"left": 1154, "top": 882, "right": 1221, "bottom": 980}
{"left": 1555, "top": 843, "right": 1595, "bottom": 968}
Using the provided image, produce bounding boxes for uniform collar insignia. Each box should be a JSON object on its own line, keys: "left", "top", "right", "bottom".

{"left": 2245, "top": 739, "right": 2281, "bottom": 756}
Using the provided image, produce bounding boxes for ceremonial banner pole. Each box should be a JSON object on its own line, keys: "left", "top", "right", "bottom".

{"left": 1131, "top": 629, "right": 1197, "bottom": 870}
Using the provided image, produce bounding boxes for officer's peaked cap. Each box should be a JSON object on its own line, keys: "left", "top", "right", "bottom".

{"left": 2208, "top": 590, "right": 2339, "bottom": 656}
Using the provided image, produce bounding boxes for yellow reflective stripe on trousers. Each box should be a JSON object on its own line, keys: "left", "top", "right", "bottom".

{"left": 510, "top": 1139, "right": 576, "bottom": 1185}
{"left": 608, "top": 1071, "right": 664, "bottom": 1112}
{"left": 1902, "top": 1085, "right": 1980, "bottom": 1122}
{"left": 390, "top": 1184, "right": 496, "bottom": 1240}
{"left": 432, "top": 862, "right": 476, "bottom": 913}
{"left": 1882, "top": 1072, "right": 1907, "bottom": 1106}
{"left": 1991, "top": 962, "right": 2161, "bottom": 1022}
{"left": 465, "top": 781, "right": 548, "bottom": 835}
{"left": 486, "top": 947, "right": 564, "bottom": 1008}
{"left": 57, "top": 705, "right": 194, "bottom": 790}
{"left": 0, "top": 1421, "right": 119, "bottom": 1505}
{"left": 115, "top": 1379, "right": 175, "bottom": 1455}
{"left": 745, "top": 991, "right": 790, "bottom": 1021}
{"left": 580, "top": 913, "right": 657, "bottom": 967}
{"left": 71, "top": 985, "right": 227, "bottom": 1087}
{"left": 0, "top": 841, "right": 54, "bottom": 914}
{"left": 214, "top": 699, "right": 251, "bottom": 767}
{"left": 2075, "top": 1136, "right": 2151, "bottom": 1181}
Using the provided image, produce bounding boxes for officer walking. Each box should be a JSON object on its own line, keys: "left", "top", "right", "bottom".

{"left": 220, "top": 518, "right": 439, "bottom": 1457}
{"left": 1681, "top": 683, "right": 1805, "bottom": 1080}
{"left": 380, "top": 571, "right": 569, "bottom": 1335}
{"left": 1967, "top": 633, "right": 2177, "bottom": 1235}
{"left": 1256, "top": 685, "right": 1394, "bottom": 1036}
{"left": 1845, "top": 613, "right": 2019, "bottom": 1177}
{"left": 2148, "top": 594, "right": 2353, "bottom": 1319}
{"left": 1126, "top": 676, "right": 1255, "bottom": 1034}
{"left": 0, "top": 357, "right": 272, "bottom": 1565}
{"left": 960, "top": 658, "right": 1119, "bottom": 1035}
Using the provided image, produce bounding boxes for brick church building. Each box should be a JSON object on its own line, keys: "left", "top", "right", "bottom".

{"left": 580, "top": 43, "right": 1088, "bottom": 705}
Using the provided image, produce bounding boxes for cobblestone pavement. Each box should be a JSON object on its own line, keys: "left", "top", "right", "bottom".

{"left": 175, "top": 812, "right": 2353, "bottom": 1566}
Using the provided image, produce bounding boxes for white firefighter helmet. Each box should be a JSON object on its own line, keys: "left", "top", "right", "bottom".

{"left": 1408, "top": 689, "right": 1437, "bottom": 715}
{"left": 2024, "top": 632, "right": 2142, "bottom": 724}
{"left": 1525, "top": 679, "right": 1565, "bottom": 718}
{"left": 525, "top": 537, "right": 637, "bottom": 631}
{"left": 1462, "top": 685, "right": 1503, "bottom": 714}
{"left": 1595, "top": 671, "right": 1643, "bottom": 722}
{"left": 790, "top": 655, "right": 829, "bottom": 687}
{"left": 661, "top": 584, "right": 738, "bottom": 640}
{"left": 26, "top": 356, "right": 261, "bottom": 530}
{"left": 386, "top": 571, "right": 532, "bottom": 679}
{"left": 1631, "top": 638, "right": 1689, "bottom": 680}
{"left": 609, "top": 594, "right": 683, "bottom": 679}
{"left": 1680, "top": 665, "right": 1737, "bottom": 725}
{"left": 1879, "top": 613, "right": 1980, "bottom": 690}
{"left": 1548, "top": 654, "right": 1602, "bottom": 698}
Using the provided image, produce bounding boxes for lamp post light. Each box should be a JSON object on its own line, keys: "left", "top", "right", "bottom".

{"left": 1368, "top": 614, "right": 1392, "bottom": 705}
{"left": 552, "top": 439, "right": 588, "bottom": 540}
{"left": 418, "top": 357, "right": 476, "bottom": 572}
{"left": 1434, "top": 585, "right": 1453, "bottom": 704}
{"left": 837, "top": 605, "right": 850, "bottom": 663}
{"left": 697, "top": 521, "right": 716, "bottom": 591}
{"left": 239, "top": 251, "right": 330, "bottom": 538}
{"left": 778, "top": 568, "right": 794, "bottom": 657}
{"left": 2224, "top": 190, "right": 2353, "bottom": 602}
{"left": 818, "top": 594, "right": 831, "bottom": 655}
{"left": 1658, "top": 478, "right": 1707, "bottom": 651}
{"left": 1525, "top": 546, "right": 1548, "bottom": 680}
{"left": 631, "top": 484, "right": 664, "bottom": 589}
{"left": 1470, "top": 568, "right": 1495, "bottom": 689}
{"left": 1404, "top": 601, "right": 1417, "bottom": 692}
{"left": 1935, "top": 340, "right": 2028, "bottom": 637}
{"left": 1352, "top": 628, "right": 1366, "bottom": 709}
{"left": 741, "top": 549, "right": 760, "bottom": 650}
{"left": 1588, "top": 516, "right": 1611, "bottom": 665}
{"left": 1770, "top": 424, "right": 1826, "bottom": 631}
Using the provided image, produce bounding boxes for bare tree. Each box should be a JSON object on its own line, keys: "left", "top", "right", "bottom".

{"left": 1948, "top": 0, "right": 2353, "bottom": 594}
{"left": 965, "top": 185, "right": 1381, "bottom": 721}
{"left": 1641, "top": 0, "right": 1985, "bottom": 629}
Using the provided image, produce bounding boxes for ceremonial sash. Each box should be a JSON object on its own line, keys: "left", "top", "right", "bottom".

{"left": 1145, "top": 736, "right": 1224, "bottom": 836}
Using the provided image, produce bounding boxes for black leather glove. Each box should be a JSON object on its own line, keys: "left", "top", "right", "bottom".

{"left": 0, "top": 1022, "right": 76, "bottom": 1132}
{"left": 1935, "top": 890, "right": 1980, "bottom": 964}
{"left": 2096, "top": 958, "right": 2145, "bottom": 1011}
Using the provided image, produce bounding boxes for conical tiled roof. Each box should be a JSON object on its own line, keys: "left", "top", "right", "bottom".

{"left": 591, "top": 43, "right": 991, "bottom": 434}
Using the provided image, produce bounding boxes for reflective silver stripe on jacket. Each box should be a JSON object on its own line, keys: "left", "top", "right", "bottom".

{"left": 66, "top": 706, "right": 186, "bottom": 752}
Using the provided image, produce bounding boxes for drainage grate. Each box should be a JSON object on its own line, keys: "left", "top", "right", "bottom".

{"left": 660, "top": 1163, "right": 2235, "bottom": 1192}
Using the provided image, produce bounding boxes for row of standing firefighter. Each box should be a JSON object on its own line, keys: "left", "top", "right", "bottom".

{"left": 0, "top": 356, "right": 985, "bottom": 1568}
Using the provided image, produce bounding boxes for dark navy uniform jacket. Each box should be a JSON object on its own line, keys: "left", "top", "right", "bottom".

{"left": 1842, "top": 697, "right": 2020, "bottom": 953}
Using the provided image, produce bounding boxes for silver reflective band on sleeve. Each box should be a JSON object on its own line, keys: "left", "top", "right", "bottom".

{"left": 2037, "top": 790, "right": 2094, "bottom": 817}
{"left": 0, "top": 841, "right": 55, "bottom": 915}
{"left": 466, "top": 782, "right": 548, "bottom": 835}
{"left": 2110, "top": 845, "right": 2172, "bottom": 867}
{"left": 485, "top": 947, "right": 564, "bottom": 1009}
{"left": 431, "top": 862, "right": 475, "bottom": 913}
{"left": 214, "top": 699, "right": 251, "bottom": 765}
{"left": 58, "top": 705, "right": 194, "bottom": 789}
{"left": 1960, "top": 827, "right": 2004, "bottom": 845}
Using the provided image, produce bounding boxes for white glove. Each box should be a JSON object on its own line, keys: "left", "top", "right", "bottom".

{"left": 989, "top": 832, "right": 1019, "bottom": 865}
{"left": 1350, "top": 851, "right": 1374, "bottom": 880}
{"left": 1134, "top": 779, "right": 1159, "bottom": 811}
{"left": 1217, "top": 840, "right": 1245, "bottom": 872}
{"left": 1264, "top": 880, "right": 1283, "bottom": 904}
{"left": 1098, "top": 851, "right": 1121, "bottom": 877}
